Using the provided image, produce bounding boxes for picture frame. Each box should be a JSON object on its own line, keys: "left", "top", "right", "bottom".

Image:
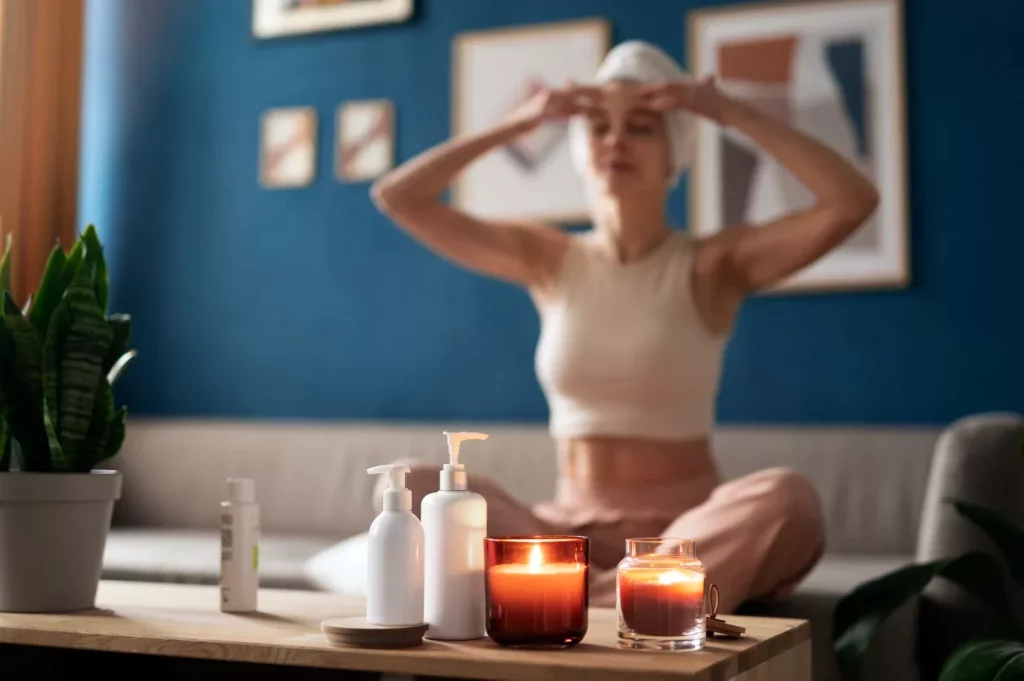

{"left": 259, "top": 106, "right": 317, "bottom": 189}
{"left": 335, "top": 100, "right": 395, "bottom": 183}
{"left": 688, "top": 0, "right": 909, "bottom": 293}
{"left": 451, "top": 18, "right": 610, "bottom": 224}
{"left": 252, "top": 0, "right": 413, "bottom": 39}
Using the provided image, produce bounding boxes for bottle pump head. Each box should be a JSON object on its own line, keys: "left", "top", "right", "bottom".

{"left": 367, "top": 464, "right": 412, "bottom": 511}
{"left": 440, "top": 431, "right": 489, "bottom": 491}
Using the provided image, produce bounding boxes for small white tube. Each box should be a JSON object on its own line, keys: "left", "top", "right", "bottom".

{"left": 220, "top": 477, "right": 260, "bottom": 613}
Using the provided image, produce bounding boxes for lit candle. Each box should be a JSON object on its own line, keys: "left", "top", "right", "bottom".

{"left": 485, "top": 536, "right": 589, "bottom": 647}
{"left": 617, "top": 566, "right": 705, "bottom": 637}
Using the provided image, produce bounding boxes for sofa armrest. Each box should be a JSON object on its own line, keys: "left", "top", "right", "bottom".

{"left": 914, "top": 411, "right": 1024, "bottom": 678}
{"left": 916, "top": 411, "right": 1024, "bottom": 561}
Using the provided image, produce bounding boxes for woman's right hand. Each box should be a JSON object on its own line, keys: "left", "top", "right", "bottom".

{"left": 502, "top": 83, "right": 602, "bottom": 132}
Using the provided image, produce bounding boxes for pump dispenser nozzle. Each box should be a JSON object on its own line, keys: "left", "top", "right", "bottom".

{"left": 440, "top": 431, "right": 488, "bottom": 491}
{"left": 367, "top": 464, "right": 412, "bottom": 511}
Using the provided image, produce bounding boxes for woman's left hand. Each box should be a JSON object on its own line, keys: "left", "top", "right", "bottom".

{"left": 639, "top": 76, "right": 734, "bottom": 124}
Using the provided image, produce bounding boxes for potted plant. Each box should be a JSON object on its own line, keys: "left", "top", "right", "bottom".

{"left": 0, "top": 224, "right": 136, "bottom": 612}
{"left": 832, "top": 439, "right": 1024, "bottom": 679}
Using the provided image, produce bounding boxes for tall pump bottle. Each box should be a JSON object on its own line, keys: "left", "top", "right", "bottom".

{"left": 421, "top": 431, "right": 489, "bottom": 640}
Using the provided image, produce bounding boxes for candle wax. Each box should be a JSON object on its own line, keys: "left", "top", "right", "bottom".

{"left": 487, "top": 543, "right": 587, "bottom": 640}
{"left": 618, "top": 567, "right": 704, "bottom": 637}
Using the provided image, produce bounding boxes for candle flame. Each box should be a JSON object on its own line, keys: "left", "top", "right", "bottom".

{"left": 527, "top": 544, "right": 543, "bottom": 573}
{"left": 657, "top": 569, "right": 702, "bottom": 585}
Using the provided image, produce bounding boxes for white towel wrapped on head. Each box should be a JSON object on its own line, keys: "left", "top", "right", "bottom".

{"left": 569, "top": 40, "right": 696, "bottom": 188}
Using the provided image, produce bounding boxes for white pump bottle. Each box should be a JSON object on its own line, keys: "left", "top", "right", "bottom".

{"left": 421, "top": 431, "right": 489, "bottom": 640}
{"left": 366, "top": 464, "right": 425, "bottom": 626}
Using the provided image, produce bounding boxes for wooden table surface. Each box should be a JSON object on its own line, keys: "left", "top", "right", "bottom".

{"left": 0, "top": 581, "right": 810, "bottom": 681}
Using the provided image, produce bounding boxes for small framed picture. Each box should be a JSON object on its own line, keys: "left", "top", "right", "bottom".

{"left": 259, "top": 107, "right": 317, "bottom": 189}
{"left": 335, "top": 100, "right": 395, "bottom": 182}
{"left": 253, "top": 0, "right": 414, "bottom": 39}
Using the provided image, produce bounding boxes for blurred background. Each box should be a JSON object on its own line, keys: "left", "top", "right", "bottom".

{"left": 6, "top": 0, "right": 1022, "bottom": 426}
{"left": 2, "top": 2, "right": 1023, "bottom": 680}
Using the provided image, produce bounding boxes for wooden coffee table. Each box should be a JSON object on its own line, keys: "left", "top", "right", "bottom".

{"left": 0, "top": 581, "right": 810, "bottom": 681}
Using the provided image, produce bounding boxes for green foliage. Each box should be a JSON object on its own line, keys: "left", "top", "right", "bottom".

{"left": 0, "top": 225, "right": 135, "bottom": 472}
{"left": 833, "top": 438, "right": 1024, "bottom": 680}
{"left": 939, "top": 639, "right": 1024, "bottom": 681}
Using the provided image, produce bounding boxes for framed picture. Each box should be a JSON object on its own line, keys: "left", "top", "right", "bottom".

{"left": 253, "top": 0, "right": 413, "bottom": 39}
{"left": 336, "top": 100, "right": 394, "bottom": 182}
{"left": 689, "top": 0, "right": 909, "bottom": 292}
{"left": 452, "top": 18, "right": 610, "bottom": 224}
{"left": 259, "top": 107, "right": 317, "bottom": 189}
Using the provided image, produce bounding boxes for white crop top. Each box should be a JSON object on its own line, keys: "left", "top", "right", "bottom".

{"left": 535, "top": 230, "right": 727, "bottom": 442}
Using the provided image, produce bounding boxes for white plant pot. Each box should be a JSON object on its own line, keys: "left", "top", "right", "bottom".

{"left": 0, "top": 470, "right": 122, "bottom": 612}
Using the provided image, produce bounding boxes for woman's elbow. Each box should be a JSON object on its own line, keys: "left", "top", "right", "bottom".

{"left": 370, "top": 178, "right": 398, "bottom": 214}
{"left": 831, "top": 183, "right": 880, "bottom": 234}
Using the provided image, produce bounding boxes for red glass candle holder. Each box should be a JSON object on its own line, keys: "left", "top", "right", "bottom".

{"left": 617, "top": 538, "right": 706, "bottom": 651}
{"left": 484, "top": 536, "right": 589, "bottom": 648}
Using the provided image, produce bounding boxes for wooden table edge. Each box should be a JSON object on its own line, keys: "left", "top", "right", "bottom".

{"left": 0, "top": 582, "right": 813, "bottom": 681}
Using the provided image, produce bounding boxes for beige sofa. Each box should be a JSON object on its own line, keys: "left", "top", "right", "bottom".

{"left": 102, "top": 414, "right": 1024, "bottom": 681}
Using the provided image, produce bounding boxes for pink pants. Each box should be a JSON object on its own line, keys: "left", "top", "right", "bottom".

{"left": 397, "top": 465, "right": 825, "bottom": 614}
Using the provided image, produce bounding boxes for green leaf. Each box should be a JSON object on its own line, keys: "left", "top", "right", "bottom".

{"left": 952, "top": 500, "right": 1024, "bottom": 587}
{"left": 27, "top": 245, "right": 69, "bottom": 337}
{"left": 103, "top": 314, "right": 131, "bottom": 376}
{"left": 0, "top": 232, "right": 12, "bottom": 295}
{"left": 940, "top": 639, "right": 1024, "bottom": 681}
{"left": 833, "top": 552, "right": 1012, "bottom": 673}
{"left": 80, "top": 225, "right": 109, "bottom": 313}
{"left": 42, "top": 284, "right": 113, "bottom": 470}
{"left": 107, "top": 350, "right": 136, "bottom": 385}
{"left": 76, "top": 380, "right": 113, "bottom": 472}
{"left": 0, "top": 413, "right": 10, "bottom": 472}
{"left": 100, "top": 406, "right": 127, "bottom": 466}
{"left": 1, "top": 294, "right": 51, "bottom": 471}
{"left": 41, "top": 404, "right": 62, "bottom": 470}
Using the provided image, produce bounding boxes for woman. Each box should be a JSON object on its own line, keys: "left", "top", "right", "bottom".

{"left": 371, "top": 41, "right": 878, "bottom": 613}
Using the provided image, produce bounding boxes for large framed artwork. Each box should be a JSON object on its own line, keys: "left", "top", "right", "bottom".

{"left": 452, "top": 19, "right": 610, "bottom": 224}
{"left": 689, "top": 0, "right": 909, "bottom": 292}
{"left": 253, "top": 0, "right": 413, "bottom": 39}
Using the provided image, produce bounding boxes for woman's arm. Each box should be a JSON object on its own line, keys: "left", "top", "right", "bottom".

{"left": 645, "top": 79, "right": 879, "bottom": 296}
{"left": 371, "top": 86, "right": 599, "bottom": 288}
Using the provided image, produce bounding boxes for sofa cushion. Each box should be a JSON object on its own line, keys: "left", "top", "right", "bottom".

{"left": 102, "top": 527, "right": 335, "bottom": 590}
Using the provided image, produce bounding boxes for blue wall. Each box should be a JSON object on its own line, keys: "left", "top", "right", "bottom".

{"left": 78, "top": 0, "right": 1024, "bottom": 425}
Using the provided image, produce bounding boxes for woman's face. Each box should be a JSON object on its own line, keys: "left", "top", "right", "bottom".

{"left": 585, "top": 81, "right": 671, "bottom": 198}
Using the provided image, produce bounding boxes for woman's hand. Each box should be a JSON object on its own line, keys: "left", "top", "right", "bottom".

{"left": 639, "top": 76, "right": 734, "bottom": 124}
{"left": 502, "top": 83, "right": 603, "bottom": 132}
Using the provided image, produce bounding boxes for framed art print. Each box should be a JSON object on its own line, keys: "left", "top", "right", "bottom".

{"left": 253, "top": 0, "right": 413, "bottom": 39}
{"left": 259, "top": 107, "right": 317, "bottom": 189}
{"left": 452, "top": 18, "right": 610, "bottom": 224}
{"left": 689, "top": 0, "right": 909, "bottom": 292}
{"left": 336, "top": 100, "right": 394, "bottom": 182}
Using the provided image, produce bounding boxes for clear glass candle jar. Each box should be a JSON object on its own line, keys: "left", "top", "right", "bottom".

{"left": 484, "top": 536, "right": 589, "bottom": 648}
{"left": 616, "top": 537, "right": 706, "bottom": 651}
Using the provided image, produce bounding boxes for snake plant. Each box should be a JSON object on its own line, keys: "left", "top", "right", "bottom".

{"left": 0, "top": 225, "right": 136, "bottom": 473}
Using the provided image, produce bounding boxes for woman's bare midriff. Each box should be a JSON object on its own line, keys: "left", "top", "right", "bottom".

{"left": 556, "top": 435, "right": 719, "bottom": 488}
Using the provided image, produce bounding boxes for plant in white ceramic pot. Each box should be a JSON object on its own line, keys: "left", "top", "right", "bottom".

{"left": 0, "top": 225, "right": 136, "bottom": 612}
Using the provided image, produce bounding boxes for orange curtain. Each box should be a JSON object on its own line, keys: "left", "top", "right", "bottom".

{"left": 0, "top": 0, "right": 84, "bottom": 305}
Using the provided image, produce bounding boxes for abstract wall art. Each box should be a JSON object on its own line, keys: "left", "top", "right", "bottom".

{"left": 253, "top": 0, "right": 413, "bottom": 38}
{"left": 452, "top": 18, "right": 610, "bottom": 224}
{"left": 689, "top": 0, "right": 909, "bottom": 292}
{"left": 259, "top": 106, "right": 317, "bottom": 189}
{"left": 336, "top": 100, "right": 394, "bottom": 182}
